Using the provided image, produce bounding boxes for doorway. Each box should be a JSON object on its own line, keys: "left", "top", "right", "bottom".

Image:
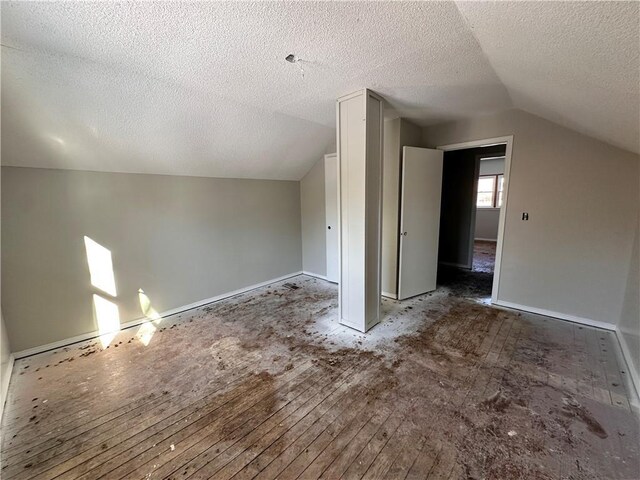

{"left": 436, "top": 136, "right": 513, "bottom": 304}
{"left": 473, "top": 154, "right": 506, "bottom": 274}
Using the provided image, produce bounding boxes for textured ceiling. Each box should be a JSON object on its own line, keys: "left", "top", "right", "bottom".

{"left": 1, "top": 1, "right": 638, "bottom": 180}
{"left": 455, "top": 1, "right": 640, "bottom": 156}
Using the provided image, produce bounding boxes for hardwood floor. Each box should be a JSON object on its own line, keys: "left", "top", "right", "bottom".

{"left": 1, "top": 275, "right": 638, "bottom": 479}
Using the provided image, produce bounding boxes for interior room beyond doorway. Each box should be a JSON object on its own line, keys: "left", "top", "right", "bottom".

{"left": 473, "top": 154, "right": 505, "bottom": 274}
{"left": 437, "top": 141, "right": 509, "bottom": 303}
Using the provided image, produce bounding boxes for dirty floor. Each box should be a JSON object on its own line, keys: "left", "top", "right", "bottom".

{"left": 1, "top": 275, "right": 638, "bottom": 479}
{"left": 436, "top": 240, "right": 497, "bottom": 302}
{"left": 472, "top": 241, "right": 496, "bottom": 274}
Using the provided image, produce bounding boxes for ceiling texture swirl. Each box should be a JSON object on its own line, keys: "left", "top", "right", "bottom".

{"left": 2, "top": 1, "right": 638, "bottom": 180}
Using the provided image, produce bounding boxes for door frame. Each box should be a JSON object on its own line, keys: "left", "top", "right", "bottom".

{"left": 436, "top": 135, "right": 513, "bottom": 304}
{"left": 464, "top": 154, "right": 482, "bottom": 270}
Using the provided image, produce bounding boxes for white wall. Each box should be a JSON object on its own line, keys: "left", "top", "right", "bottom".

{"left": 300, "top": 157, "right": 326, "bottom": 277}
{"left": 475, "top": 157, "right": 505, "bottom": 241}
{"left": 381, "top": 118, "right": 423, "bottom": 297}
{"left": 2, "top": 167, "right": 302, "bottom": 352}
{"left": 424, "top": 109, "right": 639, "bottom": 327}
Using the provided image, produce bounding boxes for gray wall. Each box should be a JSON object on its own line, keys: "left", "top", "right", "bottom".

{"left": 381, "top": 118, "right": 423, "bottom": 297}
{"left": 618, "top": 186, "right": 639, "bottom": 393}
{"left": 300, "top": 157, "right": 326, "bottom": 276}
{"left": 424, "top": 109, "right": 639, "bottom": 326}
{"left": 475, "top": 210, "right": 500, "bottom": 241}
{"left": 1, "top": 312, "right": 11, "bottom": 417}
{"left": 475, "top": 157, "right": 505, "bottom": 241}
{"left": 382, "top": 119, "right": 401, "bottom": 295}
{"left": 1, "top": 167, "right": 11, "bottom": 417}
{"left": 2, "top": 167, "right": 302, "bottom": 351}
{"left": 479, "top": 158, "right": 505, "bottom": 176}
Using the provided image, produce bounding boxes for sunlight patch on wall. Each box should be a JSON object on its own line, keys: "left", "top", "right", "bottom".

{"left": 84, "top": 236, "right": 117, "bottom": 297}
{"left": 93, "top": 294, "right": 120, "bottom": 348}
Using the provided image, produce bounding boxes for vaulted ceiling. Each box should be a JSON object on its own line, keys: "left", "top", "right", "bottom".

{"left": 2, "top": 1, "right": 638, "bottom": 180}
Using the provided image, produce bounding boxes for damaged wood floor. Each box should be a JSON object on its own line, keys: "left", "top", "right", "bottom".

{"left": 1, "top": 275, "right": 639, "bottom": 479}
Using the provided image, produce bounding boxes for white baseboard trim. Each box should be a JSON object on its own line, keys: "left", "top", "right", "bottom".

{"left": 615, "top": 328, "right": 640, "bottom": 406}
{"left": 493, "top": 300, "right": 617, "bottom": 331}
{"left": 302, "top": 271, "right": 329, "bottom": 281}
{"left": 474, "top": 238, "right": 497, "bottom": 242}
{"left": 13, "top": 271, "right": 304, "bottom": 359}
{"left": 381, "top": 291, "right": 397, "bottom": 299}
{"left": 1, "top": 353, "right": 15, "bottom": 422}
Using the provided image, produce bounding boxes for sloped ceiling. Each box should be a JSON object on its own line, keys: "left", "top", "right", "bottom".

{"left": 455, "top": 1, "right": 640, "bottom": 157}
{"left": 1, "top": 1, "right": 638, "bottom": 181}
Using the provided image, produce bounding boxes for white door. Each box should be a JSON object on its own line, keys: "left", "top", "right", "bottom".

{"left": 398, "top": 147, "right": 443, "bottom": 300}
{"left": 324, "top": 154, "right": 339, "bottom": 283}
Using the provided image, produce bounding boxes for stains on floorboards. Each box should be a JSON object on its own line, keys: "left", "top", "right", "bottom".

{"left": 1, "top": 275, "right": 638, "bottom": 479}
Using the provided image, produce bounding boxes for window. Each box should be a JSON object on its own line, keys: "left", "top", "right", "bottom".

{"left": 497, "top": 174, "right": 504, "bottom": 207}
{"left": 477, "top": 174, "right": 504, "bottom": 208}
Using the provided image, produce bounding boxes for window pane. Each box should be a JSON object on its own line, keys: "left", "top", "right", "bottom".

{"left": 477, "top": 192, "right": 494, "bottom": 207}
{"left": 478, "top": 177, "right": 495, "bottom": 193}
{"left": 497, "top": 175, "right": 504, "bottom": 207}
{"left": 477, "top": 176, "right": 495, "bottom": 207}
